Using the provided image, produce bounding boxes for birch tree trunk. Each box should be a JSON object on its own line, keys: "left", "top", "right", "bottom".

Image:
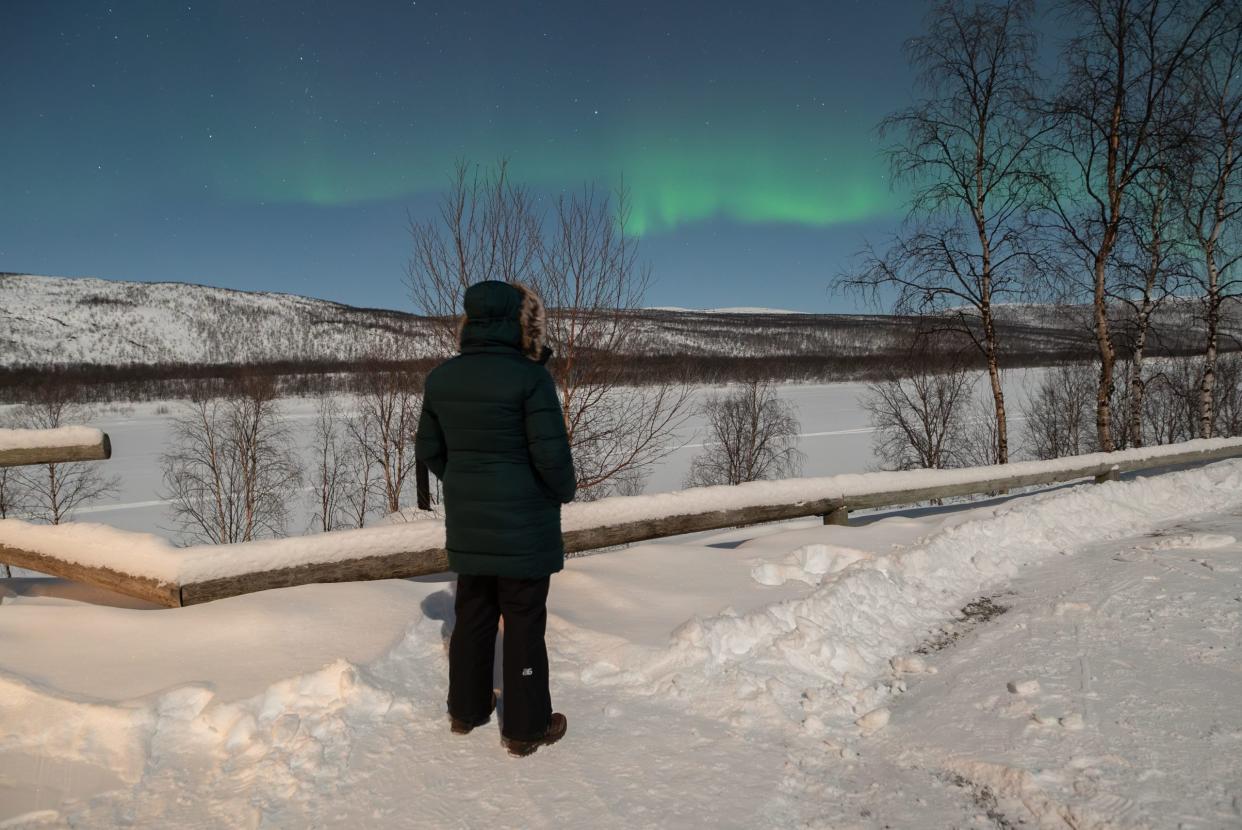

{"left": 1200, "top": 275, "right": 1220, "bottom": 438}
{"left": 981, "top": 301, "right": 1009, "bottom": 464}
{"left": 1127, "top": 298, "right": 1154, "bottom": 447}
{"left": 1094, "top": 245, "right": 1117, "bottom": 452}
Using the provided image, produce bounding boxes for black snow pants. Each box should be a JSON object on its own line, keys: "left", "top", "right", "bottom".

{"left": 448, "top": 573, "right": 553, "bottom": 741}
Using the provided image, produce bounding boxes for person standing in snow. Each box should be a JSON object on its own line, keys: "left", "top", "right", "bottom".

{"left": 415, "top": 280, "right": 576, "bottom": 757}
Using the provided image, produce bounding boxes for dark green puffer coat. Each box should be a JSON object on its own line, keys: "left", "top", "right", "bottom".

{"left": 415, "top": 281, "right": 577, "bottom": 578}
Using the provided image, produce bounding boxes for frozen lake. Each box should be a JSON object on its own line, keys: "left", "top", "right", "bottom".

{"left": 3, "top": 370, "right": 1041, "bottom": 544}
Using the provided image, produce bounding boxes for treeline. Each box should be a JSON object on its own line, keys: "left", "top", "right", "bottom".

{"left": 0, "top": 359, "right": 437, "bottom": 404}
{"left": 836, "top": 0, "right": 1242, "bottom": 463}
{"left": 863, "top": 345, "right": 1242, "bottom": 476}
{"left": 1, "top": 318, "right": 1231, "bottom": 404}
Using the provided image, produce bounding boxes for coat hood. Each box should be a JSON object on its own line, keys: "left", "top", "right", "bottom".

{"left": 459, "top": 280, "right": 547, "bottom": 360}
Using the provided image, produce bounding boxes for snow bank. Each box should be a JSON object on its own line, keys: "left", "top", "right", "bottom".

{"left": 0, "top": 602, "right": 451, "bottom": 825}
{"left": 749, "top": 543, "right": 873, "bottom": 587}
{"left": 0, "top": 670, "right": 155, "bottom": 784}
{"left": 0, "top": 658, "right": 406, "bottom": 809}
{"left": 0, "top": 426, "right": 104, "bottom": 452}
{"left": 581, "top": 458, "right": 1242, "bottom": 736}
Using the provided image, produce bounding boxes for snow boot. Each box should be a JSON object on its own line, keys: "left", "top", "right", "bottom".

{"left": 503, "top": 712, "right": 567, "bottom": 757}
{"left": 450, "top": 692, "right": 497, "bottom": 735}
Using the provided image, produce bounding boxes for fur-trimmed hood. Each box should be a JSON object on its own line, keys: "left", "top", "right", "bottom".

{"left": 458, "top": 280, "right": 548, "bottom": 361}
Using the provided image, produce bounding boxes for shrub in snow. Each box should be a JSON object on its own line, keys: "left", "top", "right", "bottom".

{"left": 863, "top": 340, "right": 978, "bottom": 471}
{"left": 685, "top": 380, "right": 804, "bottom": 487}
{"left": 1020, "top": 362, "right": 1097, "bottom": 460}
{"left": 161, "top": 376, "right": 302, "bottom": 544}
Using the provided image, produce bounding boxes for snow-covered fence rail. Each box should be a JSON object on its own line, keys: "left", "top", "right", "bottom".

{"left": 3, "top": 437, "right": 1242, "bottom": 607}
{"left": 0, "top": 427, "right": 112, "bottom": 467}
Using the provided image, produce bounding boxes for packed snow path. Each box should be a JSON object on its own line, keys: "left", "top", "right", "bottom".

{"left": 2, "top": 462, "right": 1241, "bottom": 828}
{"left": 863, "top": 511, "right": 1242, "bottom": 829}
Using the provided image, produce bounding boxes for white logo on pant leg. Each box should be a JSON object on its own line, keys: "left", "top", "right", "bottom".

{"left": 522, "top": 668, "right": 533, "bottom": 676}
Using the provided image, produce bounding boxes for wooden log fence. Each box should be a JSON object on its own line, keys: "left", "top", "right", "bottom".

{"left": 2, "top": 428, "right": 1242, "bottom": 608}
{"left": 0, "top": 427, "right": 111, "bottom": 467}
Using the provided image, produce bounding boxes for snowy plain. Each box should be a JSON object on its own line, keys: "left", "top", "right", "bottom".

{"left": 2, "top": 374, "right": 1241, "bottom": 827}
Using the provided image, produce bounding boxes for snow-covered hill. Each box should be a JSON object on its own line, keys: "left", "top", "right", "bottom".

{"left": 2, "top": 273, "right": 1231, "bottom": 369}
{"left": 2, "top": 274, "right": 898, "bottom": 367}
{"left": 0, "top": 274, "right": 946, "bottom": 368}
{"left": 0, "top": 274, "right": 441, "bottom": 366}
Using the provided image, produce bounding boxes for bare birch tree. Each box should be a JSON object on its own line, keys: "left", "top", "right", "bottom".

{"left": 538, "top": 186, "right": 693, "bottom": 497}
{"left": 162, "top": 378, "right": 302, "bottom": 544}
{"left": 0, "top": 411, "right": 29, "bottom": 576}
{"left": 843, "top": 0, "right": 1045, "bottom": 466}
{"left": 960, "top": 394, "right": 1005, "bottom": 467}
{"left": 0, "top": 468, "right": 24, "bottom": 520}
{"left": 1021, "top": 362, "right": 1098, "bottom": 458}
{"left": 1172, "top": 10, "right": 1242, "bottom": 437}
{"left": 405, "top": 160, "right": 542, "bottom": 354}
{"left": 10, "top": 392, "right": 119, "bottom": 525}
{"left": 0, "top": 467, "right": 18, "bottom": 577}
{"left": 685, "top": 381, "right": 804, "bottom": 487}
{"left": 1142, "top": 358, "right": 1202, "bottom": 444}
{"left": 310, "top": 397, "right": 347, "bottom": 532}
{"left": 1211, "top": 352, "right": 1242, "bottom": 437}
{"left": 0, "top": 413, "right": 27, "bottom": 526}
{"left": 347, "top": 367, "right": 421, "bottom": 515}
{"left": 863, "top": 340, "right": 978, "bottom": 471}
{"left": 341, "top": 406, "right": 381, "bottom": 527}
{"left": 1142, "top": 371, "right": 1186, "bottom": 445}
{"left": 1113, "top": 162, "right": 1189, "bottom": 447}
{"left": 308, "top": 396, "right": 378, "bottom": 532}
{"left": 1038, "top": 0, "right": 1225, "bottom": 451}
{"left": 406, "top": 161, "right": 691, "bottom": 498}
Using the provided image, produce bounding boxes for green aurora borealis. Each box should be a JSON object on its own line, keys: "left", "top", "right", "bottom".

{"left": 214, "top": 123, "right": 897, "bottom": 235}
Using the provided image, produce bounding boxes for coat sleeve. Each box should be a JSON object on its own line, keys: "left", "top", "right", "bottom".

{"left": 415, "top": 400, "right": 448, "bottom": 480}
{"left": 524, "top": 369, "right": 577, "bottom": 504}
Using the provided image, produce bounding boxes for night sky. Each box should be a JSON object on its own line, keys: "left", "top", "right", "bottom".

{"left": 2, "top": 1, "right": 934, "bottom": 312}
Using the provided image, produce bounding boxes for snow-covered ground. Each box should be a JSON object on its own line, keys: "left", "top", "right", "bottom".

{"left": 2, "top": 456, "right": 1241, "bottom": 827}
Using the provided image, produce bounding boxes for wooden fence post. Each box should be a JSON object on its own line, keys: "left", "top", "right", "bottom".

{"left": 823, "top": 506, "right": 850, "bottom": 526}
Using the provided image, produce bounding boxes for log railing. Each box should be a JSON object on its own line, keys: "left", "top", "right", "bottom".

{"left": 3, "top": 428, "right": 1242, "bottom": 608}
{"left": 0, "top": 427, "right": 111, "bottom": 467}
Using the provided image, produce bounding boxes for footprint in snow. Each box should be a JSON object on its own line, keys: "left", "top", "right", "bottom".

{"left": 1006, "top": 679, "right": 1041, "bottom": 696}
